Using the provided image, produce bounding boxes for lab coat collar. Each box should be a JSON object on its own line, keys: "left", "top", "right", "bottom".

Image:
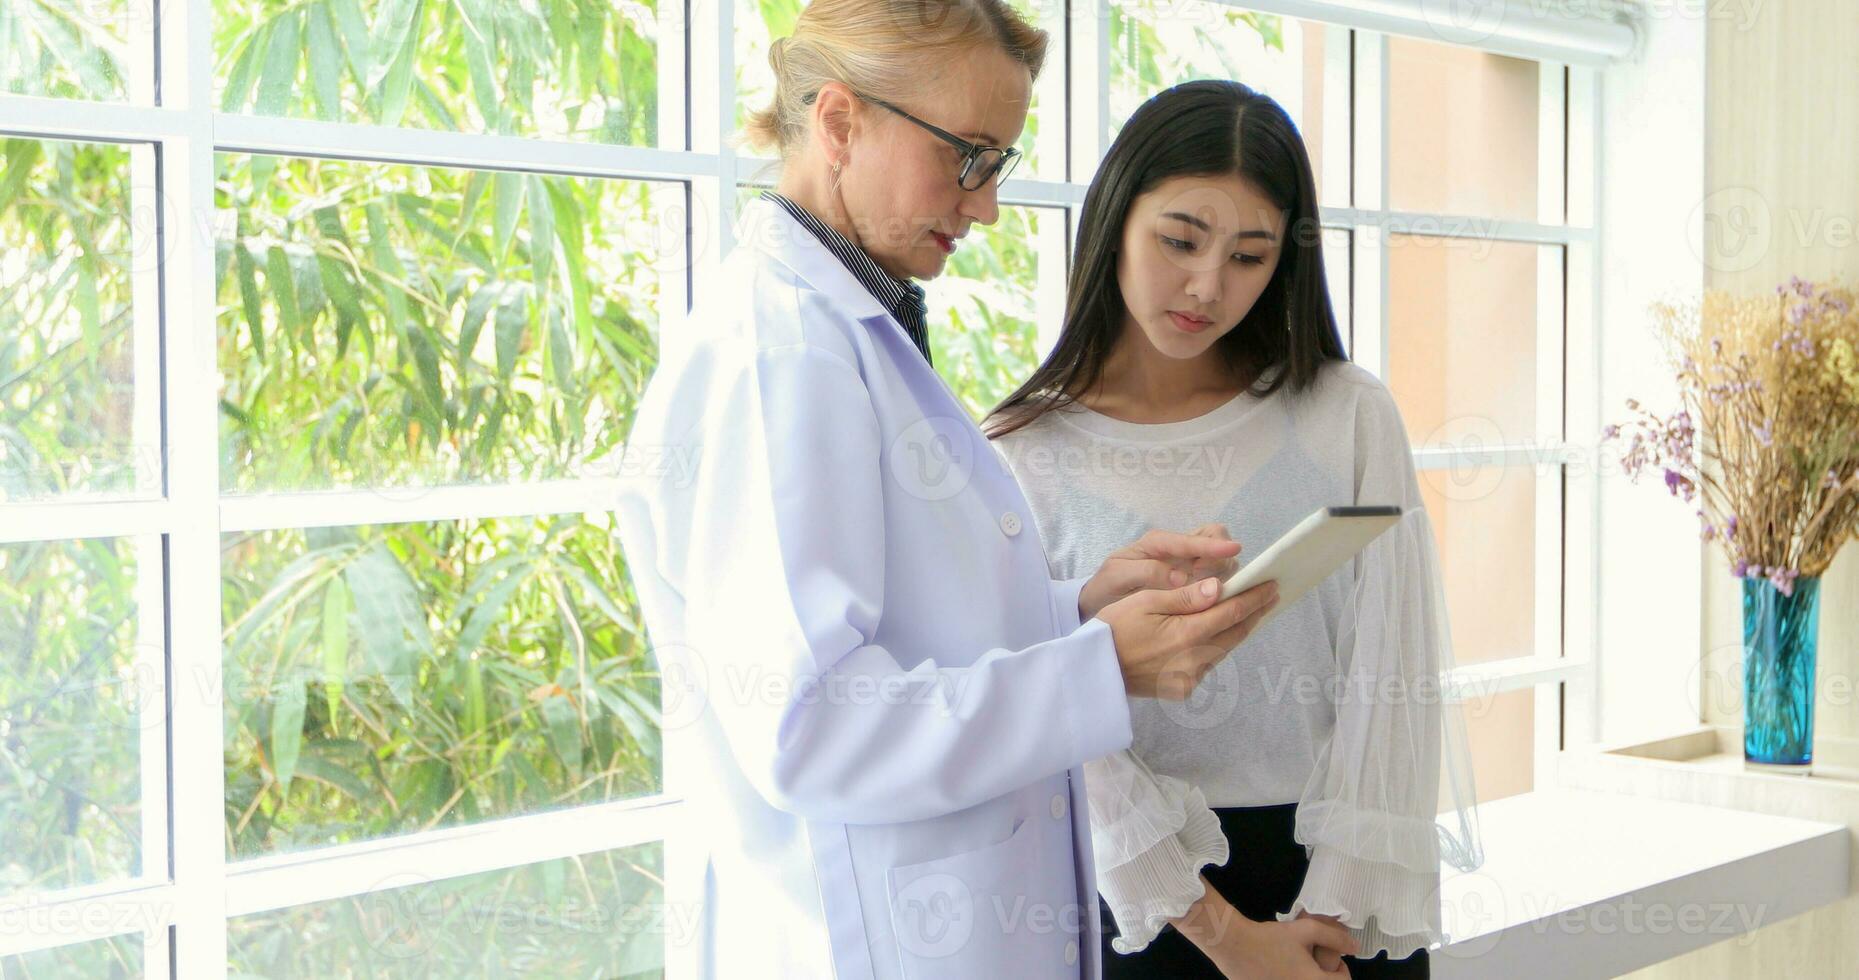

{"left": 741, "top": 194, "right": 907, "bottom": 328}
{"left": 740, "top": 196, "right": 989, "bottom": 468}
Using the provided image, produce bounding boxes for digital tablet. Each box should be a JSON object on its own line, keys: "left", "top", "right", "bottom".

{"left": 1216, "top": 506, "right": 1404, "bottom": 629}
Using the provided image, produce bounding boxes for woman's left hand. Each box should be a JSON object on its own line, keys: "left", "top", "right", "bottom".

{"left": 1078, "top": 524, "right": 1243, "bottom": 621}
{"left": 1295, "top": 911, "right": 1353, "bottom": 973}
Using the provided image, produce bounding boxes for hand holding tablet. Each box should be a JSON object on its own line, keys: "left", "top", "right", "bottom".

{"left": 1217, "top": 505, "right": 1403, "bottom": 633}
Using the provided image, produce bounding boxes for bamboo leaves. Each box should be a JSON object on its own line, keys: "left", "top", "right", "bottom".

{"left": 213, "top": 0, "right": 656, "bottom": 144}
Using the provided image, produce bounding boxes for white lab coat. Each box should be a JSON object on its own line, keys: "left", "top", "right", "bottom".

{"left": 613, "top": 197, "right": 1136, "bottom": 979}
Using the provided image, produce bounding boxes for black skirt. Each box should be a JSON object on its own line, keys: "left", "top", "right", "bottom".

{"left": 1098, "top": 803, "right": 1429, "bottom": 979}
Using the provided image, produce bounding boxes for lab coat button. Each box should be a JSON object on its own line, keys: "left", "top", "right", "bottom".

{"left": 1065, "top": 939, "right": 1079, "bottom": 965}
{"left": 1000, "top": 511, "right": 1022, "bottom": 536}
{"left": 1050, "top": 793, "right": 1067, "bottom": 819}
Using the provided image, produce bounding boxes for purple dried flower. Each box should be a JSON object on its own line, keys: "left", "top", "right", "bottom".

{"left": 1733, "top": 558, "right": 1749, "bottom": 577}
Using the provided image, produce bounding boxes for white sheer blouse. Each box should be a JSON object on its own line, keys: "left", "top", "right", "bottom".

{"left": 991, "top": 360, "right": 1484, "bottom": 958}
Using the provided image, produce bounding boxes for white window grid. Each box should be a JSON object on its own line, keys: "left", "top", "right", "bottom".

{"left": 0, "top": 0, "right": 1622, "bottom": 974}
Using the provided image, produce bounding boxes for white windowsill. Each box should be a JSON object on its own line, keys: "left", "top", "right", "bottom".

{"left": 1433, "top": 788, "right": 1849, "bottom": 979}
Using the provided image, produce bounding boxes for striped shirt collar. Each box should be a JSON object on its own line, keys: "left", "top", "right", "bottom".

{"left": 761, "top": 191, "right": 932, "bottom": 365}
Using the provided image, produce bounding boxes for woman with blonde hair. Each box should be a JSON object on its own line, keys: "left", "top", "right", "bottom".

{"left": 613, "top": 3, "right": 1323, "bottom": 978}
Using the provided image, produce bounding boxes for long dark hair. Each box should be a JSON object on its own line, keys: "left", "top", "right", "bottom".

{"left": 983, "top": 79, "right": 1346, "bottom": 439}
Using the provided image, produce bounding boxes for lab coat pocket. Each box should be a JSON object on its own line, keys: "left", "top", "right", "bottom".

{"left": 885, "top": 813, "right": 1080, "bottom": 978}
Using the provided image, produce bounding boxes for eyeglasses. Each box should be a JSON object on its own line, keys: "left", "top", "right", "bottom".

{"left": 804, "top": 91, "right": 1021, "bottom": 191}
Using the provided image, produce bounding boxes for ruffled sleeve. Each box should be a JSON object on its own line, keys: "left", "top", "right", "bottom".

{"left": 1085, "top": 748, "right": 1231, "bottom": 954}
{"left": 1279, "top": 381, "right": 1485, "bottom": 958}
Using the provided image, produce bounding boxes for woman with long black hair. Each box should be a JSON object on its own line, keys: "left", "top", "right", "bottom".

{"left": 988, "top": 80, "right": 1484, "bottom": 979}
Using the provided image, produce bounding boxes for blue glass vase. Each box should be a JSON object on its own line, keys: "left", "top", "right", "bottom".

{"left": 1742, "top": 576, "right": 1821, "bottom": 769}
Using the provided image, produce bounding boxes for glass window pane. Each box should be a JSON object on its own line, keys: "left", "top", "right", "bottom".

{"left": 1109, "top": 3, "right": 1340, "bottom": 203}
{"left": 925, "top": 204, "right": 1060, "bottom": 419}
{"left": 733, "top": 0, "right": 1059, "bottom": 179}
{"left": 0, "top": 0, "right": 141, "bottom": 102}
{"left": 221, "top": 514, "right": 660, "bottom": 859}
{"left": 1419, "top": 467, "right": 1535, "bottom": 667}
{"left": 1321, "top": 226, "right": 1349, "bottom": 350}
{"left": 0, "top": 537, "right": 148, "bottom": 899}
{"left": 1, "top": 138, "right": 156, "bottom": 502}
{"left": 0, "top": 932, "right": 144, "bottom": 977}
{"left": 733, "top": 0, "right": 800, "bottom": 141}
{"left": 214, "top": 154, "right": 673, "bottom": 493}
{"left": 212, "top": 0, "right": 666, "bottom": 145}
{"left": 1387, "top": 36, "right": 1543, "bottom": 221}
{"left": 227, "top": 842, "right": 663, "bottom": 976}
{"left": 1455, "top": 687, "right": 1533, "bottom": 807}
{"left": 1384, "top": 236, "right": 1548, "bottom": 446}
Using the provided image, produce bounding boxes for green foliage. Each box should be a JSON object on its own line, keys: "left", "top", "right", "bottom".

{"left": 0, "top": 0, "right": 130, "bottom": 101}
{"left": 1110, "top": 0, "right": 1287, "bottom": 139}
{"left": 0, "top": 538, "right": 143, "bottom": 898}
{"left": 220, "top": 515, "right": 661, "bottom": 858}
{"left": 217, "top": 0, "right": 662, "bottom": 144}
{"left": 929, "top": 206, "right": 1046, "bottom": 419}
{"left": 214, "top": 154, "right": 666, "bottom": 491}
{"left": 0, "top": 139, "right": 142, "bottom": 500}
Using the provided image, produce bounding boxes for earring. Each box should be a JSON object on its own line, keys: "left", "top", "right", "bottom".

{"left": 830, "top": 159, "right": 844, "bottom": 194}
